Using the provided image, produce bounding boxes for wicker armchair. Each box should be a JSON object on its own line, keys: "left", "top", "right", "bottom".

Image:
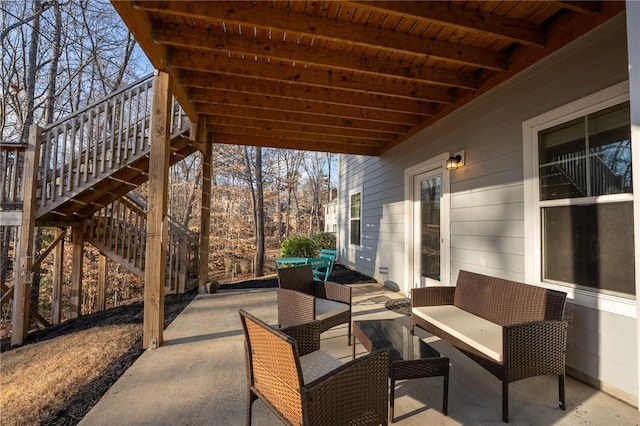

{"left": 277, "top": 265, "right": 352, "bottom": 344}
{"left": 239, "top": 309, "right": 389, "bottom": 426}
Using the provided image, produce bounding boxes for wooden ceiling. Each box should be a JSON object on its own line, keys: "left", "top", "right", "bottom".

{"left": 112, "top": 1, "right": 624, "bottom": 156}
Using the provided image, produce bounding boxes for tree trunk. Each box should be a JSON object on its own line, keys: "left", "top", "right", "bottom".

{"left": 255, "top": 147, "right": 265, "bottom": 277}
{"left": 243, "top": 147, "right": 265, "bottom": 277}
{"left": 182, "top": 166, "right": 202, "bottom": 229}
{"left": 20, "top": 0, "right": 41, "bottom": 145}
{"left": 24, "top": 0, "right": 43, "bottom": 319}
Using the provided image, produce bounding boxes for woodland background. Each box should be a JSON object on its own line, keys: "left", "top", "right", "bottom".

{"left": 0, "top": 1, "right": 337, "bottom": 335}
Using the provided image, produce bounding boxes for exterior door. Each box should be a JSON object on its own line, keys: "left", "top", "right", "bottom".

{"left": 414, "top": 169, "right": 443, "bottom": 287}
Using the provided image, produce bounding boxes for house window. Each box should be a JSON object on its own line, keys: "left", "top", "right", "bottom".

{"left": 535, "top": 100, "right": 634, "bottom": 296}
{"left": 349, "top": 192, "right": 361, "bottom": 246}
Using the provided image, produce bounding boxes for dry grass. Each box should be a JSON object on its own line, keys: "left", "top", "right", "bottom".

{"left": 1, "top": 324, "right": 141, "bottom": 425}
{"left": 0, "top": 290, "right": 196, "bottom": 425}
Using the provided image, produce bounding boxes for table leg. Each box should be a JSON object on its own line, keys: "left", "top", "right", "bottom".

{"left": 352, "top": 334, "right": 356, "bottom": 360}
{"left": 443, "top": 363, "right": 449, "bottom": 415}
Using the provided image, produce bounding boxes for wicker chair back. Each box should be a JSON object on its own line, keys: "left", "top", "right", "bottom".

{"left": 277, "top": 265, "right": 316, "bottom": 295}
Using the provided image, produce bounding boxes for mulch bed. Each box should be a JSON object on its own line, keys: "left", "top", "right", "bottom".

{"left": 219, "top": 263, "right": 376, "bottom": 289}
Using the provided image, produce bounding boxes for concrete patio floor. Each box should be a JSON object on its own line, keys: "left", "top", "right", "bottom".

{"left": 80, "top": 283, "right": 639, "bottom": 425}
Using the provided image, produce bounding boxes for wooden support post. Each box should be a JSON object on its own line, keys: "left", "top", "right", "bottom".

{"left": 97, "top": 254, "right": 107, "bottom": 311}
{"left": 143, "top": 71, "right": 171, "bottom": 349}
{"left": 12, "top": 124, "right": 41, "bottom": 346}
{"left": 69, "top": 226, "right": 84, "bottom": 318}
{"left": 199, "top": 117, "right": 212, "bottom": 292}
{"left": 51, "top": 227, "right": 65, "bottom": 324}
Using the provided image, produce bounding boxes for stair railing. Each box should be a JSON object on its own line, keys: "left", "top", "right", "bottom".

{"left": 88, "top": 192, "right": 198, "bottom": 293}
{"left": 88, "top": 194, "right": 147, "bottom": 274}
{"left": 0, "top": 142, "right": 26, "bottom": 210}
{"left": 37, "top": 74, "right": 190, "bottom": 213}
{"left": 555, "top": 151, "right": 624, "bottom": 197}
{"left": 590, "top": 152, "right": 624, "bottom": 195}
{"left": 126, "top": 191, "right": 199, "bottom": 293}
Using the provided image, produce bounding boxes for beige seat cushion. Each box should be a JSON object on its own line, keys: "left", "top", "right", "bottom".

{"left": 413, "top": 305, "right": 503, "bottom": 362}
{"left": 299, "top": 350, "right": 344, "bottom": 384}
{"left": 315, "top": 298, "right": 350, "bottom": 321}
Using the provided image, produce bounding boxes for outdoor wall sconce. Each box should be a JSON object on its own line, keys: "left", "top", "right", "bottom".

{"left": 446, "top": 154, "right": 462, "bottom": 170}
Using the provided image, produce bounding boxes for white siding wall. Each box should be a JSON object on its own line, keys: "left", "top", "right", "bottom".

{"left": 338, "top": 13, "right": 637, "bottom": 402}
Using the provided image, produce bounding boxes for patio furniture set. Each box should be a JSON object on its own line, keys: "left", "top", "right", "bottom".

{"left": 240, "top": 266, "right": 569, "bottom": 425}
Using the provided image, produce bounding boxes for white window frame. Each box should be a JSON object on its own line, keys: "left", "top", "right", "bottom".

{"left": 349, "top": 187, "right": 363, "bottom": 249}
{"left": 523, "top": 81, "right": 635, "bottom": 318}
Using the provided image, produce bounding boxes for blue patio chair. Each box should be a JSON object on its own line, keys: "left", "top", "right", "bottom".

{"left": 313, "top": 249, "right": 336, "bottom": 281}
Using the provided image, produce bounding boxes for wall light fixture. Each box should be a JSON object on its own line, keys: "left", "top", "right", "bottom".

{"left": 446, "top": 154, "right": 462, "bottom": 170}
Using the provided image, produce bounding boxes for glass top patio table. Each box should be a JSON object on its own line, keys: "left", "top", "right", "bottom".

{"left": 352, "top": 319, "right": 440, "bottom": 363}
{"left": 352, "top": 319, "right": 449, "bottom": 422}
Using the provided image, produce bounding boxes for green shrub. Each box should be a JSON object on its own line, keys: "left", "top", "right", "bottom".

{"left": 280, "top": 236, "right": 317, "bottom": 258}
{"left": 311, "top": 232, "right": 336, "bottom": 250}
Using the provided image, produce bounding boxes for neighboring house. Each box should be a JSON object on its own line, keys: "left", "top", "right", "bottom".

{"left": 338, "top": 12, "right": 639, "bottom": 407}
{"left": 324, "top": 198, "right": 338, "bottom": 234}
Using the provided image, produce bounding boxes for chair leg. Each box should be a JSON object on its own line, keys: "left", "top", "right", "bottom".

{"left": 247, "top": 389, "right": 257, "bottom": 426}
{"left": 347, "top": 320, "right": 352, "bottom": 345}
{"left": 389, "top": 371, "right": 396, "bottom": 423}
{"left": 559, "top": 374, "right": 566, "bottom": 410}
{"left": 442, "top": 366, "right": 449, "bottom": 415}
{"left": 502, "top": 381, "right": 509, "bottom": 423}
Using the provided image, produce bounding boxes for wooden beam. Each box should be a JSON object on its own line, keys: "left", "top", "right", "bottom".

{"left": 195, "top": 102, "right": 410, "bottom": 134}
{"left": 143, "top": 71, "right": 171, "bottom": 349}
{"left": 1, "top": 285, "right": 13, "bottom": 307}
{"left": 552, "top": 1, "right": 602, "bottom": 15}
{"left": 134, "top": 0, "right": 507, "bottom": 70}
{"left": 31, "top": 227, "right": 66, "bottom": 272}
{"left": 0, "top": 211, "right": 23, "bottom": 226}
{"left": 209, "top": 124, "right": 388, "bottom": 147}
{"left": 206, "top": 115, "right": 397, "bottom": 141}
{"left": 97, "top": 254, "right": 107, "bottom": 312}
{"left": 188, "top": 120, "right": 208, "bottom": 154}
{"left": 69, "top": 226, "right": 84, "bottom": 318}
{"left": 214, "top": 131, "right": 384, "bottom": 149}
{"left": 152, "top": 21, "right": 478, "bottom": 90}
{"left": 198, "top": 118, "right": 211, "bottom": 292}
{"left": 31, "top": 310, "right": 50, "bottom": 328}
{"left": 189, "top": 89, "right": 424, "bottom": 125}
{"left": 51, "top": 227, "right": 64, "bottom": 324}
{"left": 213, "top": 133, "right": 383, "bottom": 156}
{"left": 12, "top": 124, "right": 41, "bottom": 346}
{"left": 349, "top": 1, "right": 546, "bottom": 48}
{"left": 384, "top": 1, "right": 625, "bottom": 153}
{"left": 180, "top": 71, "right": 440, "bottom": 113}
{"left": 169, "top": 48, "right": 457, "bottom": 103}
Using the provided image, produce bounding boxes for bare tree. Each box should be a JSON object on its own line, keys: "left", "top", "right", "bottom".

{"left": 243, "top": 146, "right": 265, "bottom": 277}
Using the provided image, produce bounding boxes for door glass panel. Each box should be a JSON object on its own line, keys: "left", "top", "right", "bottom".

{"left": 420, "top": 176, "right": 441, "bottom": 281}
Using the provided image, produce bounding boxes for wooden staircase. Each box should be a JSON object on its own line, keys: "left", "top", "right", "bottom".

{"left": 1, "top": 74, "right": 199, "bottom": 297}
{"left": 86, "top": 193, "right": 199, "bottom": 294}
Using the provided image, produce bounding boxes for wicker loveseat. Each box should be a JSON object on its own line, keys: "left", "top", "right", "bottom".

{"left": 239, "top": 309, "right": 389, "bottom": 425}
{"left": 411, "top": 270, "right": 568, "bottom": 423}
